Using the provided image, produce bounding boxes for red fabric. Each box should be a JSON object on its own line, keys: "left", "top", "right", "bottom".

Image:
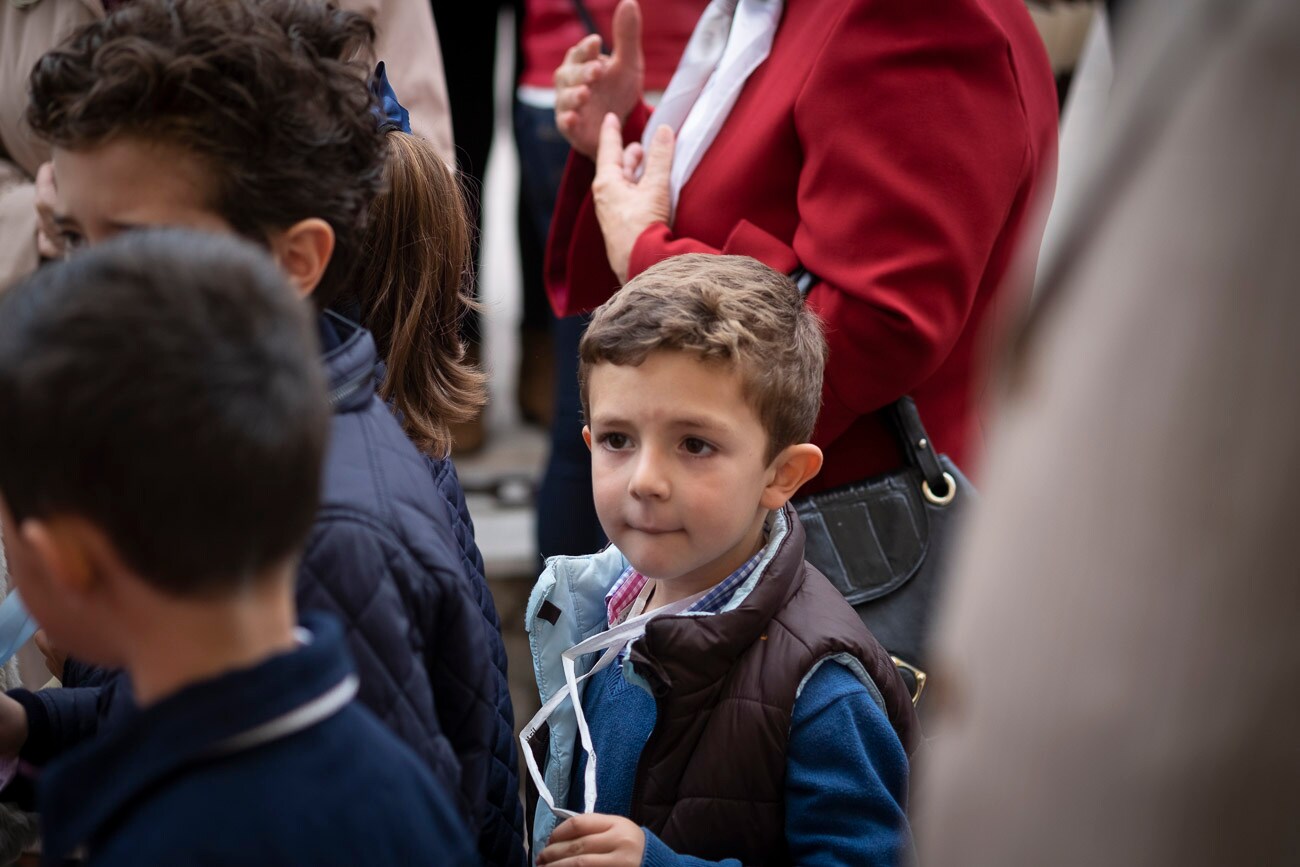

{"left": 518, "top": 0, "right": 709, "bottom": 92}
{"left": 545, "top": 0, "right": 1058, "bottom": 496}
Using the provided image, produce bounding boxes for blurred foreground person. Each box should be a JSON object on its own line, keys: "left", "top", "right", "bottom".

{"left": 919, "top": 0, "right": 1300, "bottom": 863}
{"left": 0, "top": 231, "right": 473, "bottom": 866}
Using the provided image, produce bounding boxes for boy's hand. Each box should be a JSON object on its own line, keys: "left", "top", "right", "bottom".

{"left": 0, "top": 695, "right": 27, "bottom": 758}
{"left": 537, "top": 814, "right": 646, "bottom": 866}
{"left": 592, "top": 113, "right": 674, "bottom": 283}
{"left": 553, "top": 0, "right": 645, "bottom": 158}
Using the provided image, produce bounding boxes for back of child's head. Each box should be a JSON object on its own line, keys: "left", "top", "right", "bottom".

{"left": 344, "top": 130, "right": 486, "bottom": 457}
{"left": 26, "top": 0, "right": 383, "bottom": 306}
{"left": 580, "top": 254, "right": 827, "bottom": 459}
{"left": 0, "top": 229, "right": 330, "bottom": 597}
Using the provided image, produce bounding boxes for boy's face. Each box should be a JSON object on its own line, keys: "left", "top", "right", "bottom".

{"left": 585, "top": 350, "right": 775, "bottom": 591}
{"left": 51, "top": 136, "right": 232, "bottom": 250}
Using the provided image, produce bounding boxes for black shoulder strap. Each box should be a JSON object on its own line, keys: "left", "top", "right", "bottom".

{"left": 571, "top": 0, "right": 609, "bottom": 52}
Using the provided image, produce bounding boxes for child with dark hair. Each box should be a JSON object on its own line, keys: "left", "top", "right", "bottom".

{"left": 0, "top": 2, "right": 524, "bottom": 863}
{"left": 0, "top": 229, "right": 475, "bottom": 866}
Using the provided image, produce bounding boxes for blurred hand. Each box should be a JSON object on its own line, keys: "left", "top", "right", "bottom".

{"left": 34, "top": 162, "right": 66, "bottom": 260}
{"left": 536, "top": 813, "right": 646, "bottom": 867}
{"left": 554, "top": 0, "right": 645, "bottom": 159}
{"left": 0, "top": 695, "right": 27, "bottom": 759}
{"left": 34, "top": 630, "right": 66, "bottom": 681}
{"left": 592, "top": 113, "right": 674, "bottom": 283}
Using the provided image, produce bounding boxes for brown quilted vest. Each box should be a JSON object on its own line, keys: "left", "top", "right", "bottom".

{"left": 625, "top": 505, "right": 919, "bottom": 864}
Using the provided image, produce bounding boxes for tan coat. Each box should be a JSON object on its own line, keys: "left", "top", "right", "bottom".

{"left": 919, "top": 0, "right": 1300, "bottom": 863}
{"left": 0, "top": 0, "right": 453, "bottom": 292}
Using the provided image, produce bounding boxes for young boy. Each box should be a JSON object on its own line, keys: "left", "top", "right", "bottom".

{"left": 525, "top": 254, "right": 920, "bottom": 866}
{"left": 6, "top": 3, "right": 525, "bottom": 862}
{"left": 0, "top": 230, "right": 474, "bottom": 865}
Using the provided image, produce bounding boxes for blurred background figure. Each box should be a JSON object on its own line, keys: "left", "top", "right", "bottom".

{"left": 522, "top": 0, "right": 706, "bottom": 558}
{"left": 919, "top": 0, "right": 1300, "bottom": 863}
{"left": 431, "top": 0, "right": 506, "bottom": 453}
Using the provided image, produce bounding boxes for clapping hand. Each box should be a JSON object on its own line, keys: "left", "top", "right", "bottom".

{"left": 591, "top": 113, "right": 674, "bottom": 283}
{"left": 553, "top": 0, "right": 645, "bottom": 158}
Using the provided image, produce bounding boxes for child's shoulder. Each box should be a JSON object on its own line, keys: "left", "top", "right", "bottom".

{"left": 796, "top": 658, "right": 886, "bottom": 720}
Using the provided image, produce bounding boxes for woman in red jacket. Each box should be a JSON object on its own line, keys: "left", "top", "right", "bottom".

{"left": 546, "top": 0, "right": 1058, "bottom": 496}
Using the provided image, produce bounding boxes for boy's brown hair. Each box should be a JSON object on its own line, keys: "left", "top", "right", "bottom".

{"left": 579, "top": 254, "right": 827, "bottom": 460}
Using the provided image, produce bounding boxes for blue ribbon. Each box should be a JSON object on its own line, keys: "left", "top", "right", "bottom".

{"left": 370, "top": 61, "right": 411, "bottom": 134}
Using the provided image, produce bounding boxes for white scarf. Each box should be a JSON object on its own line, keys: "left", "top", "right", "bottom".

{"left": 641, "top": 0, "right": 784, "bottom": 221}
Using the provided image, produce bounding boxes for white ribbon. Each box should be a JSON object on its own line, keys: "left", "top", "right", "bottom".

{"left": 520, "top": 587, "right": 706, "bottom": 820}
{"left": 641, "top": 0, "right": 784, "bottom": 220}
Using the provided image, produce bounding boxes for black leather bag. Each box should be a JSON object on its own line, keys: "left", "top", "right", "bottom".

{"left": 794, "top": 397, "right": 974, "bottom": 710}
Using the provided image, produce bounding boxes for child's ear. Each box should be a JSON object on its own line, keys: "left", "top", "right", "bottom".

{"left": 582, "top": 426, "right": 594, "bottom": 451}
{"left": 270, "top": 218, "right": 335, "bottom": 298}
{"left": 759, "top": 444, "right": 823, "bottom": 511}
{"left": 18, "top": 517, "right": 100, "bottom": 600}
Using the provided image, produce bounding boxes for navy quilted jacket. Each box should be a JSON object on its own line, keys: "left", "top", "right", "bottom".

{"left": 427, "top": 456, "right": 527, "bottom": 867}
{"left": 11, "top": 315, "right": 525, "bottom": 865}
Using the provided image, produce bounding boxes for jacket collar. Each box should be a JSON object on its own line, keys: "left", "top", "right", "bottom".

{"left": 318, "top": 311, "right": 378, "bottom": 413}
{"left": 629, "top": 505, "right": 805, "bottom": 695}
{"left": 40, "top": 613, "right": 357, "bottom": 862}
{"left": 528, "top": 509, "right": 793, "bottom": 652}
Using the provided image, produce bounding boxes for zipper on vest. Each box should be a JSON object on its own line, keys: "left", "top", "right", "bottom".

{"left": 328, "top": 368, "right": 371, "bottom": 408}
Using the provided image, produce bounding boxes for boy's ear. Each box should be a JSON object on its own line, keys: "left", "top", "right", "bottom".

{"left": 269, "top": 218, "right": 335, "bottom": 298}
{"left": 18, "top": 517, "right": 102, "bottom": 600}
{"left": 582, "top": 426, "right": 594, "bottom": 451}
{"left": 759, "top": 444, "right": 823, "bottom": 511}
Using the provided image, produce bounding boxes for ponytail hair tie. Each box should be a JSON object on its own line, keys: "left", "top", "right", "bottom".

{"left": 370, "top": 61, "right": 411, "bottom": 134}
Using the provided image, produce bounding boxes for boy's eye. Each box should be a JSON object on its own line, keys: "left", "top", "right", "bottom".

{"left": 681, "top": 437, "right": 715, "bottom": 456}
{"left": 599, "top": 432, "right": 631, "bottom": 451}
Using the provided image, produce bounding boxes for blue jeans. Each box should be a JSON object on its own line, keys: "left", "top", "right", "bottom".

{"left": 516, "top": 101, "right": 608, "bottom": 559}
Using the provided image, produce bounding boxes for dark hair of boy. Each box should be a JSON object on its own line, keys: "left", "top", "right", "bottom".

{"left": 579, "top": 253, "right": 827, "bottom": 462}
{"left": 0, "top": 229, "right": 329, "bottom": 596}
{"left": 25, "top": 0, "right": 384, "bottom": 308}
{"left": 345, "top": 130, "right": 487, "bottom": 457}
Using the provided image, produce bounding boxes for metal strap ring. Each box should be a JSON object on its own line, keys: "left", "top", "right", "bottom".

{"left": 891, "top": 655, "right": 928, "bottom": 706}
{"left": 921, "top": 471, "right": 957, "bottom": 506}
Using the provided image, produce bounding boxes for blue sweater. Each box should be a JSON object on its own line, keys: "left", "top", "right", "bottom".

{"left": 38, "top": 614, "right": 474, "bottom": 867}
{"left": 569, "top": 658, "right": 912, "bottom": 866}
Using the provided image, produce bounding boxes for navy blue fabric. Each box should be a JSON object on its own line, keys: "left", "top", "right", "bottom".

{"left": 60, "top": 658, "right": 112, "bottom": 689}
{"left": 428, "top": 455, "right": 527, "bottom": 866}
{"left": 39, "top": 613, "right": 475, "bottom": 867}
{"left": 295, "top": 312, "right": 496, "bottom": 842}
{"left": 13, "top": 315, "right": 520, "bottom": 864}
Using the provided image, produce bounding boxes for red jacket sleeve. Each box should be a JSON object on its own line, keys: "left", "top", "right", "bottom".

{"left": 789, "top": 2, "right": 1034, "bottom": 446}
